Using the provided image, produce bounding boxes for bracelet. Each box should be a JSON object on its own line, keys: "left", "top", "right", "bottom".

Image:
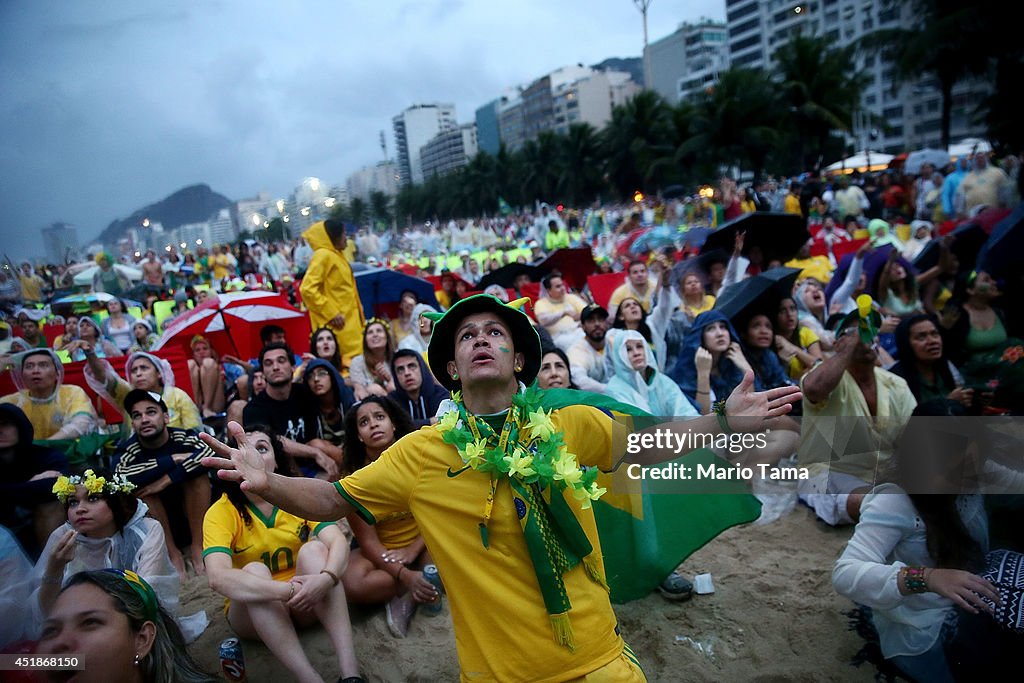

{"left": 395, "top": 566, "right": 405, "bottom": 581}
{"left": 320, "top": 569, "right": 340, "bottom": 586}
{"left": 712, "top": 400, "right": 733, "bottom": 434}
{"left": 287, "top": 581, "right": 296, "bottom": 600}
{"left": 902, "top": 566, "right": 929, "bottom": 594}
{"left": 696, "top": 390, "right": 710, "bottom": 395}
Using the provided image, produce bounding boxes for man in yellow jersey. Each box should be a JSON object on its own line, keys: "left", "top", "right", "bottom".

{"left": 202, "top": 294, "right": 800, "bottom": 681}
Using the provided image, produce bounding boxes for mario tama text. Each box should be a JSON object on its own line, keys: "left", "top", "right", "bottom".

{"left": 626, "top": 461, "right": 809, "bottom": 482}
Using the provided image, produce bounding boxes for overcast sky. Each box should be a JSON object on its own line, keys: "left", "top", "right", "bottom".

{"left": 0, "top": 0, "right": 721, "bottom": 260}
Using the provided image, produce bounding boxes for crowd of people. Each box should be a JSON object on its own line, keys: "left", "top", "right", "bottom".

{"left": 0, "top": 150, "right": 1022, "bottom": 682}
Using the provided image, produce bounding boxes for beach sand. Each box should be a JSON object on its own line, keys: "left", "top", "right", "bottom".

{"left": 183, "top": 503, "right": 877, "bottom": 682}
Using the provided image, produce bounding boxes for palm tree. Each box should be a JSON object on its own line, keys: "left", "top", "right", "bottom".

{"left": 680, "top": 67, "right": 783, "bottom": 178}
{"left": 858, "top": 0, "right": 974, "bottom": 150}
{"left": 368, "top": 190, "right": 392, "bottom": 229}
{"left": 349, "top": 197, "right": 367, "bottom": 227}
{"left": 517, "top": 131, "right": 561, "bottom": 203}
{"left": 775, "top": 34, "right": 868, "bottom": 171}
{"left": 555, "top": 123, "right": 604, "bottom": 206}
{"left": 601, "top": 90, "right": 676, "bottom": 198}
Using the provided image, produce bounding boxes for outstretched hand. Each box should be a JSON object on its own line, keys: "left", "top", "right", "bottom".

{"left": 199, "top": 421, "right": 270, "bottom": 495}
{"left": 723, "top": 371, "right": 801, "bottom": 432}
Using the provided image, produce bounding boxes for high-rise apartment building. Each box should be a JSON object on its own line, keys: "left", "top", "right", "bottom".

{"left": 346, "top": 161, "right": 399, "bottom": 203}
{"left": 420, "top": 123, "right": 479, "bottom": 180}
{"left": 475, "top": 99, "right": 503, "bottom": 155}
{"left": 497, "top": 95, "right": 527, "bottom": 152}
{"left": 392, "top": 104, "right": 456, "bottom": 186}
{"left": 724, "top": 0, "right": 988, "bottom": 153}
{"left": 646, "top": 20, "right": 729, "bottom": 103}
{"left": 551, "top": 71, "right": 641, "bottom": 135}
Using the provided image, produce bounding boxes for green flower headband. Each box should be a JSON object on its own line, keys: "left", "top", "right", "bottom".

{"left": 53, "top": 469, "right": 136, "bottom": 504}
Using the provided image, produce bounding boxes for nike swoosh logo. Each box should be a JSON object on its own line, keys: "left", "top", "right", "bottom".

{"left": 446, "top": 465, "right": 471, "bottom": 478}
{"left": 234, "top": 545, "right": 252, "bottom": 553}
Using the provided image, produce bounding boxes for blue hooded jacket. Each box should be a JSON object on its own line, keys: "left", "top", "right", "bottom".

{"left": 388, "top": 349, "right": 449, "bottom": 428}
{"left": 302, "top": 358, "right": 357, "bottom": 422}
{"left": 669, "top": 310, "right": 748, "bottom": 410}
{"left": 0, "top": 403, "right": 70, "bottom": 523}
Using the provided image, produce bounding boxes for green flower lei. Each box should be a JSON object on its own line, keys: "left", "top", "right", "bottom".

{"left": 435, "top": 387, "right": 606, "bottom": 508}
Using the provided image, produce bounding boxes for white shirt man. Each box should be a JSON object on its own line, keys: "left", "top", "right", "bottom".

{"left": 568, "top": 304, "right": 611, "bottom": 393}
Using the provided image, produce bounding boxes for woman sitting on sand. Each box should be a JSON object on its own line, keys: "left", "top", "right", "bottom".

{"left": 833, "top": 400, "right": 1022, "bottom": 682}
{"left": 338, "top": 397, "right": 438, "bottom": 638}
{"left": 203, "top": 426, "right": 362, "bottom": 683}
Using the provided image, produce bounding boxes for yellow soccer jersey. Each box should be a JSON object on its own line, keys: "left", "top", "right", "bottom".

{"left": 202, "top": 493, "right": 334, "bottom": 581}
{"left": 337, "top": 404, "right": 629, "bottom": 682}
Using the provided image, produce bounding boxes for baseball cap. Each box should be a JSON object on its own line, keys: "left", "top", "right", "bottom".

{"left": 123, "top": 389, "right": 168, "bottom": 414}
{"left": 580, "top": 303, "right": 609, "bottom": 322}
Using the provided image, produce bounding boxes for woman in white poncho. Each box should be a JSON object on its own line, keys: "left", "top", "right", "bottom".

{"left": 33, "top": 469, "right": 207, "bottom": 642}
{"left": 604, "top": 329, "right": 698, "bottom": 418}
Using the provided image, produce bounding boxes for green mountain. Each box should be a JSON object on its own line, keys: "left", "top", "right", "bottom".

{"left": 98, "top": 184, "right": 233, "bottom": 244}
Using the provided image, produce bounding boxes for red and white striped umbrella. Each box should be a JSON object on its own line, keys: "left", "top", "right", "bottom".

{"left": 153, "top": 291, "right": 310, "bottom": 360}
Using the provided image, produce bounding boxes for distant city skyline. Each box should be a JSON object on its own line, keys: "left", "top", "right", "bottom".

{"left": 0, "top": 1, "right": 720, "bottom": 260}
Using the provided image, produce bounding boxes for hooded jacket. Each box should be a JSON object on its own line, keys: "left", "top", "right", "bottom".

{"left": 388, "top": 351, "right": 448, "bottom": 428}
{"left": 605, "top": 330, "right": 697, "bottom": 417}
{"left": 396, "top": 302, "right": 437, "bottom": 356}
{"left": 0, "top": 403, "right": 70, "bottom": 517}
{"left": 84, "top": 351, "right": 201, "bottom": 431}
{"left": 302, "top": 358, "right": 357, "bottom": 440}
{"left": 668, "top": 310, "right": 748, "bottom": 410}
{"left": 0, "top": 349, "right": 98, "bottom": 440}
{"left": 299, "top": 222, "right": 365, "bottom": 368}
{"left": 32, "top": 498, "right": 208, "bottom": 642}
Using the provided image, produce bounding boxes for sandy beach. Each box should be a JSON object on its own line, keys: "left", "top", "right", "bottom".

{"left": 183, "top": 502, "right": 877, "bottom": 682}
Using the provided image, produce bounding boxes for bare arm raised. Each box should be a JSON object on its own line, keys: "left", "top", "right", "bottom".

{"left": 199, "top": 422, "right": 351, "bottom": 522}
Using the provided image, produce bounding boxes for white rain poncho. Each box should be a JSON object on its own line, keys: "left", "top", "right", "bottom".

{"left": 32, "top": 500, "right": 208, "bottom": 643}
{"left": 0, "top": 349, "right": 97, "bottom": 440}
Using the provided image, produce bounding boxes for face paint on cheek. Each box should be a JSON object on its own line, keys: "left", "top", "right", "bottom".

{"left": 498, "top": 347, "right": 511, "bottom": 353}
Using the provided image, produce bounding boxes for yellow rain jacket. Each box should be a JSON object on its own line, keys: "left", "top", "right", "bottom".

{"left": 300, "top": 222, "right": 365, "bottom": 370}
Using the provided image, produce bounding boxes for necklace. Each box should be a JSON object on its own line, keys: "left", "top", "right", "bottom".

{"left": 436, "top": 387, "right": 605, "bottom": 546}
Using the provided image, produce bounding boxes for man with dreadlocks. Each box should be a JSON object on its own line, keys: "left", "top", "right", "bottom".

{"left": 201, "top": 294, "right": 800, "bottom": 680}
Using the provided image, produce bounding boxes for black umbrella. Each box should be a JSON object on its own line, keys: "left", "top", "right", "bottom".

{"left": 477, "top": 262, "right": 541, "bottom": 290}
{"left": 535, "top": 248, "right": 596, "bottom": 292}
{"left": 977, "top": 204, "right": 1024, "bottom": 278}
{"left": 713, "top": 267, "right": 802, "bottom": 323}
{"left": 700, "top": 212, "right": 810, "bottom": 264}
{"left": 913, "top": 223, "right": 988, "bottom": 272}
{"left": 662, "top": 185, "right": 688, "bottom": 199}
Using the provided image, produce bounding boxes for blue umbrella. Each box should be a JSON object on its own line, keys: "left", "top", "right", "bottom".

{"left": 354, "top": 267, "right": 439, "bottom": 314}
{"left": 629, "top": 225, "right": 679, "bottom": 254}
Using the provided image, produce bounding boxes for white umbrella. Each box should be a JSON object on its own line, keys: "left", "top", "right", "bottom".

{"left": 825, "top": 150, "right": 894, "bottom": 173}
{"left": 948, "top": 137, "right": 992, "bottom": 159}
{"left": 905, "top": 149, "right": 951, "bottom": 175}
{"left": 72, "top": 264, "right": 143, "bottom": 286}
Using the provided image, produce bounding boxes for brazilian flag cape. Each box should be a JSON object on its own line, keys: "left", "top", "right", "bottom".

{"left": 537, "top": 388, "right": 762, "bottom": 603}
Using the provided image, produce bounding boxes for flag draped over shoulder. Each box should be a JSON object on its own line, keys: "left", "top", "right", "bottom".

{"left": 537, "top": 388, "right": 763, "bottom": 603}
